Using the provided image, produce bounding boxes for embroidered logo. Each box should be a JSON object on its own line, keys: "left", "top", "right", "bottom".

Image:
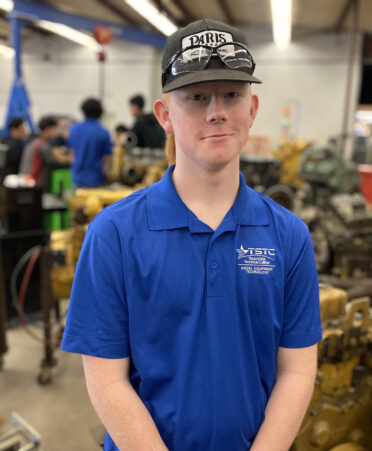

{"left": 182, "top": 30, "right": 233, "bottom": 49}
{"left": 236, "top": 245, "right": 276, "bottom": 275}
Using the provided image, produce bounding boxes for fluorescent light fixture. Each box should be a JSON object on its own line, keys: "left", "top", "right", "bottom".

{"left": 125, "top": 0, "right": 177, "bottom": 36}
{"left": 271, "top": 0, "right": 292, "bottom": 49}
{"left": 0, "top": 0, "right": 13, "bottom": 12}
{"left": 0, "top": 42, "right": 14, "bottom": 58}
{"left": 36, "top": 20, "right": 100, "bottom": 51}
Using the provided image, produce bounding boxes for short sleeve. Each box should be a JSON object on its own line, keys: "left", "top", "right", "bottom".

{"left": 279, "top": 220, "right": 322, "bottom": 348}
{"left": 61, "top": 212, "right": 130, "bottom": 358}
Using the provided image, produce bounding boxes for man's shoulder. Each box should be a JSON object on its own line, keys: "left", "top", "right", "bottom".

{"left": 248, "top": 186, "right": 307, "bottom": 233}
{"left": 93, "top": 122, "right": 111, "bottom": 141}
{"left": 30, "top": 137, "right": 44, "bottom": 152}
{"left": 89, "top": 187, "right": 150, "bottom": 235}
{"left": 69, "top": 121, "right": 81, "bottom": 133}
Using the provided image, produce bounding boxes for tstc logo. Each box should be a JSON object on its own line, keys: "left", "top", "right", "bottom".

{"left": 236, "top": 246, "right": 275, "bottom": 259}
{"left": 236, "top": 245, "right": 276, "bottom": 276}
{"left": 182, "top": 30, "right": 233, "bottom": 48}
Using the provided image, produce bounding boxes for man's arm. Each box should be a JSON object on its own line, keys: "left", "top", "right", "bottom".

{"left": 250, "top": 344, "right": 317, "bottom": 451}
{"left": 83, "top": 355, "right": 169, "bottom": 451}
{"left": 51, "top": 146, "right": 73, "bottom": 164}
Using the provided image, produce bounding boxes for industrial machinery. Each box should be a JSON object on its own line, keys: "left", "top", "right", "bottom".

{"left": 299, "top": 192, "right": 372, "bottom": 276}
{"left": 106, "top": 131, "right": 137, "bottom": 183}
{"left": 291, "top": 286, "right": 372, "bottom": 450}
{"left": 273, "top": 139, "right": 311, "bottom": 190}
{"left": 294, "top": 145, "right": 372, "bottom": 276}
{"left": 299, "top": 145, "right": 361, "bottom": 200}
{"left": 240, "top": 140, "right": 311, "bottom": 211}
{"left": 106, "top": 131, "right": 167, "bottom": 187}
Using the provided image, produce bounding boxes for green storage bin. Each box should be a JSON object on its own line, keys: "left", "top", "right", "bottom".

{"left": 43, "top": 168, "right": 72, "bottom": 231}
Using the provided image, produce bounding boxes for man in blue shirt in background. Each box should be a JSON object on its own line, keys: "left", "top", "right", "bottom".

{"left": 69, "top": 97, "right": 112, "bottom": 187}
{"left": 62, "top": 19, "right": 322, "bottom": 451}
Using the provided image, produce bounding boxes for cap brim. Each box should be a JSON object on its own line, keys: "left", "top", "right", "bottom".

{"left": 162, "top": 69, "right": 262, "bottom": 93}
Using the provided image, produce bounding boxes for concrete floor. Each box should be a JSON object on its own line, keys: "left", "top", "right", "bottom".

{"left": 0, "top": 319, "right": 103, "bottom": 451}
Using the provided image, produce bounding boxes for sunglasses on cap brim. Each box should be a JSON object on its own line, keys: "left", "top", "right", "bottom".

{"left": 162, "top": 42, "right": 256, "bottom": 86}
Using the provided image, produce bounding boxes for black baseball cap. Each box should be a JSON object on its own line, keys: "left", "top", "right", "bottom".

{"left": 162, "top": 19, "right": 262, "bottom": 93}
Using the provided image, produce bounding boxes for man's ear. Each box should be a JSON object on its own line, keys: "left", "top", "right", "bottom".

{"left": 248, "top": 94, "right": 259, "bottom": 128}
{"left": 153, "top": 98, "right": 173, "bottom": 134}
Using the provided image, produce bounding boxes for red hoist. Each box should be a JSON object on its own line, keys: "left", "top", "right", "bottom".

{"left": 93, "top": 25, "right": 114, "bottom": 102}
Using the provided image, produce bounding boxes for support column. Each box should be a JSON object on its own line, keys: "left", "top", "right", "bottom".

{"left": 341, "top": 0, "right": 359, "bottom": 158}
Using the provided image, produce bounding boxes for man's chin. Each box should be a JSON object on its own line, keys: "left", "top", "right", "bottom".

{"left": 200, "top": 155, "right": 240, "bottom": 173}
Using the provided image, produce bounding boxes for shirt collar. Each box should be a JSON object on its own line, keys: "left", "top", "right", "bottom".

{"left": 147, "top": 165, "right": 269, "bottom": 231}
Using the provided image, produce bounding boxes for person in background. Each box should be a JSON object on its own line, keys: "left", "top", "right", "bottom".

{"left": 27, "top": 116, "right": 71, "bottom": 190}
{"left": 129, "top": 94, "right": 165, "bottom": 149}
{"left": 19, "top": 132, "right": 39, "bottom": 176}
{"left": 114, "top": 123, "right": 128, "bottom": 146}
{"left": 29, "top": 116, "right": 58, "bottom": 187}
{"left": 68, "top": 98, "right": 112, "bottom": 188}
{"left": 0, "top": 118, "right": 27, "bottom": 180}
{"left": 51, "top": 117, "right": 73, "bottom": 148}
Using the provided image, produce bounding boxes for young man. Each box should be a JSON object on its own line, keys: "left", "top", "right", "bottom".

{"left": 29, "top": 116, "right": 58, "bottom": 187}
{"left": 129, "top": 94, "right": 166, "bottom": 148}
{"left": 68, "top": 98, "right": 112, "bottom": 187}
{"left": 0, "top": 118, "right": 27, "bottom": 180}
{"left": 62, "top": 19, "right": 322, "bottom": 451}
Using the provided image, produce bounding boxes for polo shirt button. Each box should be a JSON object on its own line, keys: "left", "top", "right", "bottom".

{"left": 210, "top": 260, "right": 218, "bottom": 270}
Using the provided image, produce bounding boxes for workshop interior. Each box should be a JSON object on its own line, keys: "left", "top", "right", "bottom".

{"left": 0, "top": 0, "right": 372, "bottom": 450}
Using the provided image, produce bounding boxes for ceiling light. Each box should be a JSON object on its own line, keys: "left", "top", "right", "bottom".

{"left": 0, "top": 0, "right": 13, "bottom": 12}
{"left": 271, "top": 0, "right": 292, "bottom": 49}
{"left": 36, "top": 20, "right": 101, "bottom": 51}
{"left": 0, "top": 43, "right": 14, "bottom": 58}
{"left": 124, "top": 0, "right": 177, "bottom": 36}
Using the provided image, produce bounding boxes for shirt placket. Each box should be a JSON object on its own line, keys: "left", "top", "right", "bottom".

{"left": 206, "top": 223, "right": 235, "bottom": 298}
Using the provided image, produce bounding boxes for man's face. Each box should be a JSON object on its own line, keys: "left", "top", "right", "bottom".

{"left": 155, "top": 80, "right": 258, "bottom": 172}
{"left": 43, "top": 125, "right": 57, "bottom": 141}
{"left": 10, "top": 123, "right": 27, "bottom": 140}
{"left": 130, "top": 103, "right": 142, "bottom": 118}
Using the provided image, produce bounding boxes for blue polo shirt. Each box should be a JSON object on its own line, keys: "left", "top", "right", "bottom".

{"left": 62, "top": 165, "right": 322, "bottom": 451}
{"left": 68, "top": 119, "right": 112, "bottom": 187}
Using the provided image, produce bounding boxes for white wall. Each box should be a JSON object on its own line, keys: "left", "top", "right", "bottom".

{"left": 0, "top": 25, "right": 362, "bottom": 149}
{"left": 243, "top": 24, "right": 362, "bottom": 151}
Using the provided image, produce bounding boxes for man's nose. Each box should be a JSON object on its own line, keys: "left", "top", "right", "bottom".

{"left": 206, "top": 96, "right": 227, "bottom": 123}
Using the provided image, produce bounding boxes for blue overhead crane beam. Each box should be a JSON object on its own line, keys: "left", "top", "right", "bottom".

{"left": 2, "top": 16, "right": 34, "bottom": 135}
{"left": 12, "top": 0, "right": 167, "bottom": 49}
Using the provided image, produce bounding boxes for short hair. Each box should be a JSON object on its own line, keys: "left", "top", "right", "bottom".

{"left": 115, "top": 124, "right": 128, "bottom": 133}
{"left": 9, "top": 117, "right": 24, "bottom": 130}
{"left": 129, "top": 94, "right": 145, "bottom": 110}
{"left": 38, "top": 116, "right": 58, "bottom": 131}
{"left": 81, "top": 98, "right": 103, "bottom": 119}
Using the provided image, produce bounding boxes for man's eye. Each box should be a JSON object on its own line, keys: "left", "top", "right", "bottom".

{"left": 190, "top": 94, "right": 205, "bottom": 101}
{"left": 226, "top": 92, "right": 239, "bottom": 98}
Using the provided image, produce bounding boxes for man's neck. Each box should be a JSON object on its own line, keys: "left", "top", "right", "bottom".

{"left": 172, "top": 158, "right": 240, "bottom": 231}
